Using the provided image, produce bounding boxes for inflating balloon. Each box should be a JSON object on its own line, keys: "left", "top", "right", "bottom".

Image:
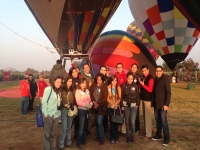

{"left": 128, "top": 0, "right": 200, "bottom": 70}
{"left": 25, "top": 0, "right": 121, "bottom": 55}
{"left": 127, "top": 21, "right": 159, "bottom": 61}
{"left": 90, "top": 30, "right": 157, "bottom": 75}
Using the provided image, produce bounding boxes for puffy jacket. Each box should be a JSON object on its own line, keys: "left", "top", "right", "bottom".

{"left": 120, "top": 82, "right": 139, "bottom": 107}
{"left": 20, "top": 80, "right": 32, "bottom": 99}
{"left": 49, "top": 64, "right": 66, "bottom": 85}
{"left": 38, "top": 80, "right": 48, "bottom": 97}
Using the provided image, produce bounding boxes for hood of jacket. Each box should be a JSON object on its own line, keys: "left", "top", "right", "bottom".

{"left": 53, "top": 64, "right": 63, "bottom": 70}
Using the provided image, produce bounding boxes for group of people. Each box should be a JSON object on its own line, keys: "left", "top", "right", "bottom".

{"left": 20, "top": 73, "right": 44, "bottom": 115}
{"left": 20, "top": 59, "right": 171, "bottom": 149}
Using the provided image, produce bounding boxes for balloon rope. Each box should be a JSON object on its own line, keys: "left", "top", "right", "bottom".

{"left": 0, "top": 21, "right": 57, "bottom": 54}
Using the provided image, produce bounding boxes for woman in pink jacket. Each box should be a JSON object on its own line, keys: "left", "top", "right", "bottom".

{"left": 75, "top": 78, "right": 93, "bottom": 148}
{"left": 38, "top": 75, "right": 48, "bottom": 101}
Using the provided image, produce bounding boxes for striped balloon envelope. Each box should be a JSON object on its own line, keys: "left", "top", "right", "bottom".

{"left": 128, "top": 0, "right": 200, "bottom": 70}
{"left": 126, "top": 21, "right": 159, "bottom": 61}
{"left": 25, "top": 0, "right": 121, "bottom": 55}
{"left": 90, "top": 30, "right": 157, "bottom": 75}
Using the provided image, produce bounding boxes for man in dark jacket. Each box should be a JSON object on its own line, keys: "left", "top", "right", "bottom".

{"left": 28, "top": 74, "right": 38, "bottom": 111}
{"left": 49, "top": 60, "right": 66, "bottom": 85}
{"left": 152, "top": 66, "right": 171, "bottom": 147}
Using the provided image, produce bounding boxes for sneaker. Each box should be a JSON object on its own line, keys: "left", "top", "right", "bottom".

{"left": 135, "top": 130, "right": 139, "bottom": 135}
{"left": 100, "top": 140, "right": 105, "bottom": 146}
{"left": 111, "top": 140, "right": 115, "bottom": 144}
{"left": 162, "top": 138, "right": 169, "bottom": 146}
{"left": 93, "top": 137, "right": 100, "bottom": 143}
{"left": 152, "top": 135, "right": 162, "bottom": 141}
{"left": 131, "top": 136, "right": 135, "bottom": 143}
{"left": 126, "top": 137, "right": 131, "bottom": 143}
{"left": 115, "top": 140, "right": 119, "bottom": 144}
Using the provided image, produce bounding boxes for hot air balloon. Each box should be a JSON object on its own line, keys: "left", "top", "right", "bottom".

{"left": 90, "top": 30, "right": 157, "bottom": 75}
{"left": 25, "top": 0, "right": 121, "bottom": 56}
{"left": 127, "top": 21, "right": 159, "bottom": 61}
{"left": 128, "top": 0, "right": 200, "bottom": 70}
{"left": 171, "top": 0, "right": 200, "bottom": 32}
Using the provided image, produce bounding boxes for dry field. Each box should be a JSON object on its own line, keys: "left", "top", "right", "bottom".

{"left": 0, "top": 82, "right": 200, "bottom": 150}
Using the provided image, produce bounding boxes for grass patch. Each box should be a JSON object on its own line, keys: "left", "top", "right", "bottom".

{"left": 0, "top": 81, "right": 20, "bottom": 90}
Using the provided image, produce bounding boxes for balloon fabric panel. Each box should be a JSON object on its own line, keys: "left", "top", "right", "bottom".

{"left": 126, "top": 21, "right": 159, "bottom": 60}
{"left": 91, "top": 30, "right": 157, "bottom": 75}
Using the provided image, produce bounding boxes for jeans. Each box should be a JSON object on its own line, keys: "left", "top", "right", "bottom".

{"left": 95, "top": 113, "right": 105, "bottom": 141}
{"left": 42, "top": 116, "right": 60, "bottom": 150}
{"left": 154, "top": 108, "right": 170, "bottom": 138}
{"left": 59, "top": 110, "right": 73, "bottom": 148}
{"left": 108, "top": 108, "right": 120, "bottom": 140}
{"left": 124, "top": 106, "right": 138, "bottom": 137}
{"left": 77, "top": 109, "right": 88, "bottom": 146}
{"left": 21, "top": 96, "right": 29, "bottom": 115}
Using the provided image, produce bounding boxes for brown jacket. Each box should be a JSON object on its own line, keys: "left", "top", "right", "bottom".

{"left": 107, "top": 85, "right": 121, "bottom": 107}
{"left": 61, "top": 90, "right": 76, "bottom": 109}
{"left": 90, "top": 83, "right": 108, "bottom": 115}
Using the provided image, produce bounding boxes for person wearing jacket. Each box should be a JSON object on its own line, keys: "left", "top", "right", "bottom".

{"left": 49, "top": 59, "right": 66, "bottom": 85}
{"left": 121, "top": 72, "right": 139, "bottom": 143}
{"left": 115, "top": 63, "right": 126, "bottom": 134}
{"left": 151, "top": 66, "right": 171, "bottom": 147}
{"left": 90, "top": 73, "right": 108, "bottom": 146}
{"left": 129, "top": 63, "right": 141, "bottom": 134}
{"left": 68, "top": 67, "right": 80, "bottom": 139}
{"left": 68, "top": 67, "right": 79, "bottom": 89}
{"left": 115, "top": 63, "right": 126, "bottom": 86}
{"left": 81, "top": 63, "right": 93, "bottom": 90}
{"left": 20, "top": 74, "right": 32, "bottom": 115}
{"left": 75, "top": 78, "right": 93, "bottom": 148}
{"left": 59, "top": 76, "right": 76, "bottom": 150}
{"left": 139, "top": 65, "right": 154, "bottom": 139}
{"left": 107, "top": 75, "right": 121, "bottom": 144}
{"left": 28, "top": 74, "right": 38, "bottom": 111}
{"left": 38, "top": 75, "right": 48, "bottom": 102}
{"left": 42, "top": 76, "right": 62, "bottom": 150}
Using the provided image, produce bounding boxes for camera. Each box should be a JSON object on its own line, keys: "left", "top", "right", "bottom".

{"left": 126, "top": 100, "right": 131, "bottom": 107}
{"left": 70, "top": 104, "right": 74, "bottom": 111}
{"left": 57, "top": 106, "right": 61, "bottom": 110}
{"left": 140, "top": 77, "right": 144, "bottom": 82}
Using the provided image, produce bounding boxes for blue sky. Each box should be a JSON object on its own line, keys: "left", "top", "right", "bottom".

{"left": 0, "top": 0, "right": 199, "bottom": 71}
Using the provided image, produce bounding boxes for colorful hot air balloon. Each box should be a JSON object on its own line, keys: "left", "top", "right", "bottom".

{"left": 127, "top": 21, "right": 159, "bottom": 61}
{"left": 171, "top": 0, "right": 200, "bottom": 32}
{"left": 90, "top": 30, "right": 157, "bottom": 75}
{"left": 25, "top": 0, "right": 121, "bottom": 55}
{"left": 128, "top": 0, "right": 200, "bottom": 70}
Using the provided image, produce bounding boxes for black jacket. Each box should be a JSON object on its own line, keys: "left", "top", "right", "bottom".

{"left": 29, "top": 79, "right": 38, "bottom": 97}
{"left": 120, "top": 82, "right": 139, "bottom": 107}
{"left": 152, "top": 74, "right": 171, "bottom": 109}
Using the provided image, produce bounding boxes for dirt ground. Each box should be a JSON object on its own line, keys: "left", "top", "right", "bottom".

{"left": 0, "top": 82, "right": 200, "bottom": 150}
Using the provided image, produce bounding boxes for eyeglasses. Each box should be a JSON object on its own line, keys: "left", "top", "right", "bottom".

{"left": 106, "top": 69, "right": 110, "bottom": 71}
